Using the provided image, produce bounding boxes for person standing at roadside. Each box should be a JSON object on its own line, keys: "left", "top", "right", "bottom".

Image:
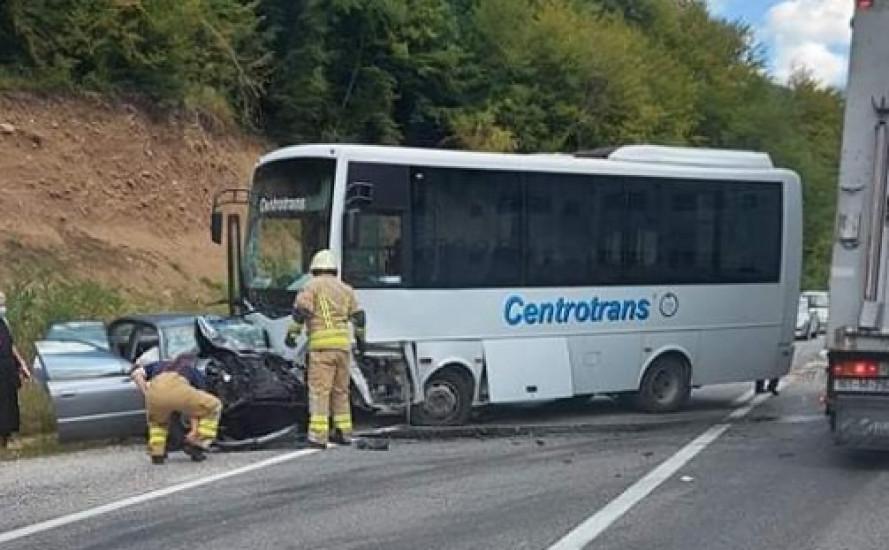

{"left": 755, "top": 377, "right": 780, "bottom": 396}
{"left": 285, "top": 250, "right": 366, "bottom": 449}
{"left": 0, "top": 291, "right": 31, "bottom": 449}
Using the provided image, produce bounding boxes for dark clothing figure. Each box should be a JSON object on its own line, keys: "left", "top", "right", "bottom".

{"left": 755, "top": 378, "right": 780, "bottom": 396}
{"left": 143, "top": 354, "right": 207, "bottom": 390}
{"left": 0, "top": 319, "right": 21, "bottom": 439}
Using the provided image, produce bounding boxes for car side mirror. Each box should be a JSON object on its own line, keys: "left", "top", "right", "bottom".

{"left": 211, "top": 211, "right": 223, "bottom": 244}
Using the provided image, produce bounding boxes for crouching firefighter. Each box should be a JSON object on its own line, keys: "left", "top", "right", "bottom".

{"left": 285, "top": 249, "right": 366, "bottom": 449}
{"left": 131, "top": 353, "right": 222, "bottom": 464}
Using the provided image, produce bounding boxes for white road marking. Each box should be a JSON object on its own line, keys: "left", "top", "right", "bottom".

{"left": 773, "top": 414, "right": 822, "bottom": 424}
{"left": 548, "top": 391, "right": 772, "bottom": 550}
{"left": 0, "top": 448, "right": 321, "bottom": 545}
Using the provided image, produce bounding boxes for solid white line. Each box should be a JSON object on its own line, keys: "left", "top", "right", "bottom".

{"left": 548, "top": 391, "right": 771, "bottom": 550}
{"left": 0, "top": 448, "right": 320, "bottom": 545}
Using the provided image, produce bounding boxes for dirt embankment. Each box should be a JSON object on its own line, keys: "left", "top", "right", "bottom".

{"left": 0, "top": 92, "right": 267, "bottom": 304}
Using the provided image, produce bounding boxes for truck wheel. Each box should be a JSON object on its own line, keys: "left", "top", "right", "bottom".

{"left": 635, "top": 356, "right": 691, "bottom": 413}
{"left": 411, "top": 369, "right": 473, "bottom": 426}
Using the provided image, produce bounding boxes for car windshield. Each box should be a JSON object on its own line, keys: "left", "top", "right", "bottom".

{"left": 243, "top": 158, "right": 335, "bottom": 292}
{"left": 213, "top": 318, "right": 268, "bottom": 351}
{"left": 162, "top": 319, "right": 268, "bottom": 358}
{"left": 45, "top": 321, "right": 109, "bottom": 350}
{"left": 162, "top": 324, "right": 198, "bottom": 358}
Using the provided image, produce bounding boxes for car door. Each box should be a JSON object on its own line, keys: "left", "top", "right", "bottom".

{"left": 36, "top": 340, "right": 146, "bottom": 443}
{"left": 108, "top": 320, "right": 138, "bottom": 359}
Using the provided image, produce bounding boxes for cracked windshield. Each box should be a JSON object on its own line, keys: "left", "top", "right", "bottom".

{"left": 244, "top": 158, "right": 334, "bottom": 292}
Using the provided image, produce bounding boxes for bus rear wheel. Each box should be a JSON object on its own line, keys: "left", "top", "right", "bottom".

{"left": 411, "top": 369, "right": 473, "bottom": 426}
{"left": 635, "top": 356, "right": 691, "bottom": 413}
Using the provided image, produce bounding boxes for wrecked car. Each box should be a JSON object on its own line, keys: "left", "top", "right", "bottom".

{"left": 33, "top": 314, "right": 306, "bottom": 447}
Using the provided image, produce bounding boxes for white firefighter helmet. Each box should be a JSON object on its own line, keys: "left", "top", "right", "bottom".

{"left": 310, "top": 249, "right": 338, "bottom": 272}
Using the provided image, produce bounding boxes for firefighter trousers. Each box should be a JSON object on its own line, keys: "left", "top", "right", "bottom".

{"left": 307, "top": 350, "right": 352, "bottom": 445}
{"left": 146, "top": 372, "right": 222, "bottom": 457}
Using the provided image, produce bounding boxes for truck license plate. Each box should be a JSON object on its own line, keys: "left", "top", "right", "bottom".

{"left": 834, "top": 378, "right": 889, "bottom": 393}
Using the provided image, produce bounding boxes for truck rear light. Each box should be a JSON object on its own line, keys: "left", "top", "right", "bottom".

{"left": 833, "top": 359, "right": 881, "bottom": 378}
{"left": 858, "top": 0, "right": 874, "bottom": 9}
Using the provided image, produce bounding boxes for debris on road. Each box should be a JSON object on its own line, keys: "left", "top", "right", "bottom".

{"left": 679, "top": 475, "right": 694, "bottom": 483}
{"left": 355, "top": 438, "right": 390, "bottom": 451}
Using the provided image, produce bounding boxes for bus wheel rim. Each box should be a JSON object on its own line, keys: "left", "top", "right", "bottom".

{"left": 425, "top": 381, "right": 460, "bottom": 420}
{"left": 652, "top": 368, "right": 678, "bottom": 403}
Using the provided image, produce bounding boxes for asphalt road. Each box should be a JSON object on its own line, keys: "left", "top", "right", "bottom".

{"left": 5, "top": 337, "right": 886, "bottom": 550}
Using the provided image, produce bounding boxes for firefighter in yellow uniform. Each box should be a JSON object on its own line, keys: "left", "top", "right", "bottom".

{"left": 286, "top": 249, "right": 365, "bottom": 449}
{"left": 131, "top": 353, "right": 222, "bottom": 464}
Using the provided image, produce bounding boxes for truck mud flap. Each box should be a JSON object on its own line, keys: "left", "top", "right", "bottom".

{"left": 834, "top": 395, "right": 889, "bottom": 450}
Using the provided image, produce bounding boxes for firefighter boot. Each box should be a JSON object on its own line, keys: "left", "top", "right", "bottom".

{"left": 331, "top": 428, "right": 352, "bottom": 446}
{"left": 182, "top": 441, "right": 207, "bottom": 462}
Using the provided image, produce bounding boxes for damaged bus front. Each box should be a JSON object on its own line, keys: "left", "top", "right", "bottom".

{"left": 211, "top": 151, "right": 415, "bottom": 422}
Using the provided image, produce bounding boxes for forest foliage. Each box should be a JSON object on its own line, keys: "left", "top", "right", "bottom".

{"left": 0, "top": 0, "right": 843, "bottom": 287}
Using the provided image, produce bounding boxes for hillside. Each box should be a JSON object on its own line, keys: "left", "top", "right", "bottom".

{"left": 0, "top": 92, "right": 265, "bottom": 305}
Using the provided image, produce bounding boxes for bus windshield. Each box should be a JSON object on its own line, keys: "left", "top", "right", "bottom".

{"left": 244, "top": 158, "right": 335, "bottom": 291}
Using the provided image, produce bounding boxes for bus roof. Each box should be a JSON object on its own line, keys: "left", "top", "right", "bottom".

{"left": 258, "top": 143, "right": 780, "bottom": 177}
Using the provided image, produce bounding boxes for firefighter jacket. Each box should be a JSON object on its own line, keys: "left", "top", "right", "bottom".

{"left": 293, "top": 275, "right": 361, "bottom": 351}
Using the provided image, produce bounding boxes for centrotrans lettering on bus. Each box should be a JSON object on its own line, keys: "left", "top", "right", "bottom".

{"left": 504, "top": 295, "right": 651, "bottom": 326}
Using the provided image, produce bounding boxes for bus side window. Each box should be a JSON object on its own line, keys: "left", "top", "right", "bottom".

{"left": 344, "top": 213, "right": 403, "bottom": 286}
{"left": 343, "top": 162, "right": 409, "bottom": 288}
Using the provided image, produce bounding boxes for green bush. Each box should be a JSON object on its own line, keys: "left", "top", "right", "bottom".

{"left": 5, "top": 272, "right": 126, "bottom": 362}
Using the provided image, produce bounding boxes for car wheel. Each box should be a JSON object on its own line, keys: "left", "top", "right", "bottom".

{"left": 411, "top": 368, "right": 474, "bottom": 426}
{"left": 635, "top": 355, "right": 691, "bottom": 413}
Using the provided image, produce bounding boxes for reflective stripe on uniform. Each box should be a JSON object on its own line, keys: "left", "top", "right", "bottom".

{"left": 332, "top": 414, "right": 352, "bottom": 432}
{"left": 318, "top": 294, "right": 334, "bottom": 329}
{"left": 149, "top": 425, "right": 168, "bottom": 443}
{"left": 197, "top": 418, "right": 218, "bottom": 440}
{"left": 148, "top": 424, "right": 168, "bottom": 456}
{"left": 308, "top": 327, "right": 350, "bottom": 350}
{"left": 309, "top": 415, "right": 329, "bottom": 433}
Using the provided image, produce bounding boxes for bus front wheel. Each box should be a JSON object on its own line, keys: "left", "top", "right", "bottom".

{"left": 635, "top": 356, "right": 691, "bottom": 413}
{"left": 411, "top": 369, "right": 474, "bottom": 426}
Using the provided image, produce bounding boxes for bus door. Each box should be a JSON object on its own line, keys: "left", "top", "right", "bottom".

{"left": 568, "top": 334, "right": 643, "bottom": 395}
{"left": 482, "top": 337, "right": 574, "bottom": 402}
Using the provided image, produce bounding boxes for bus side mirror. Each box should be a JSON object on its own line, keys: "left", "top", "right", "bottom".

{"left": 211, "top": 211, "right": 223, "bottom": 244}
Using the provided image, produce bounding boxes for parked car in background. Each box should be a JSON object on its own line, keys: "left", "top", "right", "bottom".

{"left": 33, "top": 314, "right": 296, "bottom": 444}
{"left": 802, "top": 290, "right": 830, "bottom": 333}
{"left": 796, "top": 296, "right": 819, "bottom": 340}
